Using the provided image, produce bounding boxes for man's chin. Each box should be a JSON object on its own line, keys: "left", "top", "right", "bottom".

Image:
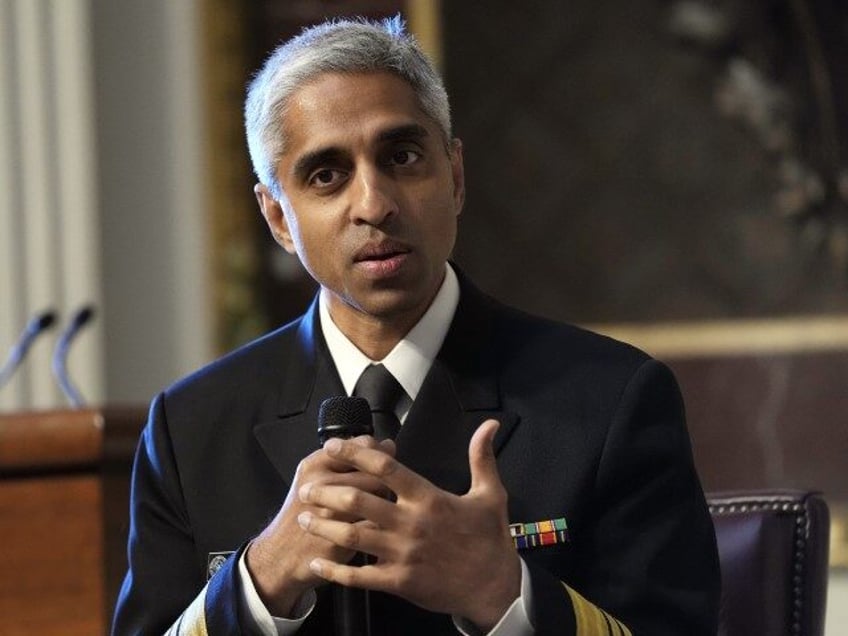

{"left": 353, "top": 287, "right": 432, "bottom": 323}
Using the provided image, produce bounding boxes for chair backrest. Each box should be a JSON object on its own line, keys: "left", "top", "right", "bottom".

{"left": 708, "top": 490, "right": 830, "bottom": 636}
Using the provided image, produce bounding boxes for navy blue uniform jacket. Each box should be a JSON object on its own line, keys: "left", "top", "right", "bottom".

{"left": 112, "top": 273, "right": 720, "bottom": 635}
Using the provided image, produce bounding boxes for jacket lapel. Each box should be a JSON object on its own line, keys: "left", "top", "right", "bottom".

{"left": 396, "top": 274, "right": 519, "bottom": 495}
{"left": 253, "top": 298, "right": 346, "bottom": 484}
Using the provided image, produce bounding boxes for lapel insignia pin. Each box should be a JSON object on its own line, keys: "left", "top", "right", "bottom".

{"left": 207, "top": 551, "right": 235, "bottom": 580}
{"left": 510, "top": 517, "right": 569, "bottom": 549}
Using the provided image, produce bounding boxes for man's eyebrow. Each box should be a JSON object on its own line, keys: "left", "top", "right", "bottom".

{"left": 291, "top": 147, "right": 344, "bottom": 180}
{"left": 377, "top": 123, "right": 430, "bottom": 144}
{"left": 290, "top": 124, "right": 431, "bottom": 180}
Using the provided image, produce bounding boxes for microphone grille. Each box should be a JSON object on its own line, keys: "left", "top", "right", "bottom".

{"left": 317, "top": 396, "right": 374, "bottom": 445}
{"left": 32, "top": 310, "right": 58, "bottom": 332}
{"left": 72, "top": 305, "right": 95, "bottom": 329}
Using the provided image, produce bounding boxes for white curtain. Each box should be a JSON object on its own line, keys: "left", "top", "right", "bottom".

{"left": 0, "top": 0, "right": 102, "bottom": 411}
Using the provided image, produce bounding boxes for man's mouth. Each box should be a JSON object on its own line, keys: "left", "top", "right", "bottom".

{"left": 354, "top": 241, "right": 411, "bottom": 262}
{"left": 353, "top": 241, "right": 412, "bottom": 277}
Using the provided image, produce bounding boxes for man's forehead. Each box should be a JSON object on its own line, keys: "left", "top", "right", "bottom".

{"left": 281, "top": 72, "right": 434, "bottom": 140}
{"left": 293, "top": 118, "right": 430, "bottom": 149}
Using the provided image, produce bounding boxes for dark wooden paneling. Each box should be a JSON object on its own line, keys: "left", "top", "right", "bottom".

{"left": 0, "top": 408, "right": 146, "bottom": 635}
{"left": 670, "top": 351, "right": 848, "bottom": 500}
{"left": 0, "top": 475, "right": 104, "bottom": 635}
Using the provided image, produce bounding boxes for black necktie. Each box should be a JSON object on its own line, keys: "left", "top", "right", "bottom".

{"left": 353, "top": 363, "right": 404, "bottom": 440}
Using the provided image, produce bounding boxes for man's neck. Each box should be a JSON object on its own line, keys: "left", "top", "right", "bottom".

{"left": 320, "top": 265, "right": 461, "bottom": 402}
{"left": 320, "top": 264, "right": 455, "bottom": 361}
{"left": 332, "top": 312, "right": 418, "bottom": 361}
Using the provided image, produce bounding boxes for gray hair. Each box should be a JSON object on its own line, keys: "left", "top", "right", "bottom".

{"left": 245, "top": 15, "right": 452, "bottom": 199}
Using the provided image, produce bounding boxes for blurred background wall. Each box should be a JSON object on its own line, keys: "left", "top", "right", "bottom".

{"left": 0, "top": 0, "right": 211, "bottom": 410}
{"left": 0, "top": 0, "right": 846, "bottom": 631}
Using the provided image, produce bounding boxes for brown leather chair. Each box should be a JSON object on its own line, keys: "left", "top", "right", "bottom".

{"left": 708, "top": 490, "right": 830, "bottom": 636}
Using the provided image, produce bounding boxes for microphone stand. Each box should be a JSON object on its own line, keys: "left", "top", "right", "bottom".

{"left": 0, "top": 310, "right": 57, "bottom": 392}
{"left": 51, "top": 305, "right": 94, "bottom": 407}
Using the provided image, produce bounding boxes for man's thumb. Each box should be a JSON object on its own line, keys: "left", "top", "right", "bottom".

{"left": 469, "top": 419, "right": 501, "bottom": 492}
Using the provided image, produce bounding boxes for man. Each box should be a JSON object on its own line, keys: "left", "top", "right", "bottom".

{"left": 112, "top": 16, "right": 720, "bottom": 636}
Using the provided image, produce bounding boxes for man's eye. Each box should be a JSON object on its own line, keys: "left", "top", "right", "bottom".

{"left": 309, "top": 169, "right": 344, "bottom": 187}
{"left": 390, "top": 149, "right": 421, "bottom": 166}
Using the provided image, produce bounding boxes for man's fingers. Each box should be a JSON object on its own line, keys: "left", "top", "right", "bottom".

{"left": 319, "top": 471, "right": 395, "bottom": 501}
{"left": 318, "top": 435, "right": 394, "bottom": 472}
{"left": 297, "top": 512, "right": 390, "bottom": 558}
{"left": 308, "top": 557, "right": 360, "bottom": 586}
{"left": 299, "top": 482, "right": 395, "bottom": 527}
{"left": 308, "top": 558, "right": 394, "bottom": 593}
{"left": 468, "top": 419, "right": 501, "bottom": 493}
{"left": 323, "top": 437, "right": 427, "bottom": 497}
{"left": 351, "top": 435, "right": 396, "bottom": 457}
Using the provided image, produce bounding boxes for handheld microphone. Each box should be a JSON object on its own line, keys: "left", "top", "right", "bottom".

{"left": 51, "top": 304, "right": 95, "bottom": 407}
{"left": 317, "top": 396, "right": 374, "bottom": 636}
{"left": 318, "top": 396, "right": 374, "bottom": 444}
{"left": 0, "top": 309, "right": 58, "bottom": 391}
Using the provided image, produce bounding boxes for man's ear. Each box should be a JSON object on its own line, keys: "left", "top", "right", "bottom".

{"left": 254, "top": 183, "right": 296, "bottom": 254}
{"left": 449, "top": 138, "right": 466, "bottom": 215}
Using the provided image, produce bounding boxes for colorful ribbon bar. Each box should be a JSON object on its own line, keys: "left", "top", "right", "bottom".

{"left": 509, "top": 517, "right": 569, "bottom": 549}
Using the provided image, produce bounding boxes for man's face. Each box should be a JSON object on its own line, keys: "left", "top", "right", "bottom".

{"left": 256, "top": 71, "right": 465, "bottom": 336}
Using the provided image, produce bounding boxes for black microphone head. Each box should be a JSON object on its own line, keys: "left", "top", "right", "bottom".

{"left": 318, "top": 396, "right": 374, "bottom": 445}
{"left": 71, "top": 305, "right": 95, "bottom": 329}
{"left": 30, "top": 310, "right": 58, "bottom": 333}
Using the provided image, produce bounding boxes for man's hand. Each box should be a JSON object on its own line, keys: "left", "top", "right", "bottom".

{"left": 296, "top": 419, "right": 522, "bottom": 631}
{"left": 245, "top": 435, "right": 396, "bottom": 617}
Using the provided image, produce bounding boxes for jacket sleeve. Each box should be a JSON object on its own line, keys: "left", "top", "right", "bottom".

{"left": 111, "top": 393, "right": 246, "bottom": 635}
{"left": 525, "top": 359, "right": 721, "bottom": 636}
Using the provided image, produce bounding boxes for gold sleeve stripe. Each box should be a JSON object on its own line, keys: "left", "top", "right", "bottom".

{"left": 602, "top": 612, "right": 621, "bottom": 636}
{"left": 602, "top": 610, "right": 633, "bottom": 636}
{"left": 164, "top": 585, "right": 209, "bottom": 636}
{"left": 611, "top": 614, "right": 632, "bottom": 636}
{"left": 562, "top": 584, "right": 632, "bottom": 636}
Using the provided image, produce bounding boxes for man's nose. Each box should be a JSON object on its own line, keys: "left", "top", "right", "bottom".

{"left": 350, "top": 167, "right": 398, "bottom": 226}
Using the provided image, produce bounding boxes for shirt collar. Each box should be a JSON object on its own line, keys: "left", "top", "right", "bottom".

{"left": 319, "top": 263, "right": 460, "bottom": 403}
